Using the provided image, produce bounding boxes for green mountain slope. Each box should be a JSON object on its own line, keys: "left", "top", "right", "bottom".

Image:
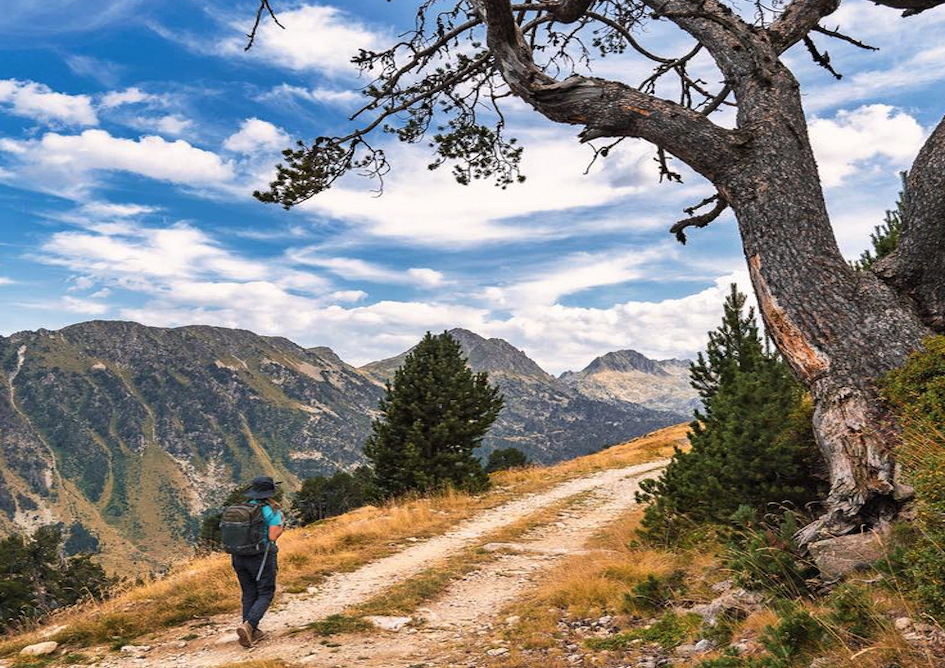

{"left": 0, "top": 321, "right": 382, "bottom": 571}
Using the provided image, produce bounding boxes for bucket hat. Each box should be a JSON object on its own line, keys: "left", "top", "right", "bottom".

{"left": 243, "top": 475, "right": 281, "bottom": 500}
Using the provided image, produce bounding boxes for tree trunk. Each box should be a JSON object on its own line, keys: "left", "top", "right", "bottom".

{"left": 717, "top": 65, "right": 932, "bottom": 542}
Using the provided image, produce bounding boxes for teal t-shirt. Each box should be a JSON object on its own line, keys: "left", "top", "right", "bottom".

{"left": 249, "top": 500, "right": 284, "bottom": 544}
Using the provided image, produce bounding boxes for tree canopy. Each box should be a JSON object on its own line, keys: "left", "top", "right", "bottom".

{"left": 364, "top": 331, "right": 504, "bottom": 497}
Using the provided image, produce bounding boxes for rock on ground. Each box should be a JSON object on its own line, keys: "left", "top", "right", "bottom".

{"left": 19, "top": 641, "right": 58, "bottom": 656}
{"left": 808, "top": 531, "right": 886, "bottom": 579}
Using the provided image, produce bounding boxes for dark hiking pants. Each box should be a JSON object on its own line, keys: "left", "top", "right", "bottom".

{"left": 232, "top": 548, "right": 278, "bottom": 629}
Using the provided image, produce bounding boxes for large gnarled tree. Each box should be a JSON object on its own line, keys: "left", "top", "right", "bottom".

{"left": 249, "top": 0, "right": 945, "bottom": 542}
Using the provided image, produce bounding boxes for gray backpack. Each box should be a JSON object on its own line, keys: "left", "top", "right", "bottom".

{"left": 220, "top": 503, "right": 267, "bottom": 556}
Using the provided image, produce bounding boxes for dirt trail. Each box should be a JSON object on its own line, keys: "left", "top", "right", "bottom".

{"left": 100, "top": 460, "right": 666, "bottom": 667}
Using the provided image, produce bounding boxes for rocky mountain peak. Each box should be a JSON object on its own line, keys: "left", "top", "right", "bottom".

{"left": 446, "top": 328, "right": 554, "bottom": 383}
{"left": 580, "top": 349, "right": 670, "bottom": 376}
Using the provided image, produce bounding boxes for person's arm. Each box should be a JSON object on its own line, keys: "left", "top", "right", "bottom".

{"left": 268, "top": 509, "right": 284, "bottom": 542}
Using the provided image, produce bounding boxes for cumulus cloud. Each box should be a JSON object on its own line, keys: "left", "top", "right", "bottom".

{"left": 99, "top": 87, "right": 158, "bottom": 108}
{"left": 217, "top": 4, "right": 384, "bottom": 76}
{"left": 41, "top": 222, "right": 270, "bottom": 284}
{"left": 0, "top": 129, "right": 235, "bottom": 197}
{"left": 0, "top": 79, "right": 98, "bottom": 126}
{"left": 809, "top": 105, "right": 925, "bottom": 187}
{"left": 223, "top": 118, "right": 290, "bottom": 154}
{"left": 60, "top": 296, "right": 109, "bottom": 315}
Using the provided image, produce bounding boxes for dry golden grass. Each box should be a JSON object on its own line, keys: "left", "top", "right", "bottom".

{"left": 490, "top": 508, "right": 718, "bottom": 656}
{"left": 0, "top": 424, "right": 688, "bottom": 658}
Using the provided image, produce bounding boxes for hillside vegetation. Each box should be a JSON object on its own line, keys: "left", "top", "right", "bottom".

{"left": 0, "top": 424, "right": 686, "bottom": 662}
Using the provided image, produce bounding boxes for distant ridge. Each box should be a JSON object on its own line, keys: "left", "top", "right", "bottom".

{"left": 0, "top": 321, "right": 689, "bottom": 569}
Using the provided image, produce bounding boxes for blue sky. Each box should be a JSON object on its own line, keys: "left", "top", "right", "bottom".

{"left": 0, "top": 1, "right": 941, "bottom": 373}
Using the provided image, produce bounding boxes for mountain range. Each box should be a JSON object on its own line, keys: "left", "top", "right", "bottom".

{"left": 0, "top": 321, "right": 696, "bottom": 569}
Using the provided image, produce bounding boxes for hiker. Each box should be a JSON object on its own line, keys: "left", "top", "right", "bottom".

{"left": 220, "top": 475, "right": 285, "bottom": 648}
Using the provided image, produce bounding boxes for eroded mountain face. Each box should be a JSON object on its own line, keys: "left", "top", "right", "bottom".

{"left": 0, "top": 322, "right": 382, "bottom": 570}
{"left": 559, "top": 349, "right": 700, "bottom": 415}
{"left": 0, "top": 323, "right": 691, "bottom": 570}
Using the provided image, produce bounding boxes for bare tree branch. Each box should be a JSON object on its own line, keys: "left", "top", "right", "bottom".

{"left": 670, "top": 192, "right": 728, "bottom": 243}
{"left": 868, "top": 0, "right": 945, "bottom": 16}
{"left": 245, "top": 0, "right": 284, "bottom": 51}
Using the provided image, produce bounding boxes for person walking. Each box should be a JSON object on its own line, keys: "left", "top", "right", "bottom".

{"left": 221, "top": 475, "right": 285, "bottom": 648}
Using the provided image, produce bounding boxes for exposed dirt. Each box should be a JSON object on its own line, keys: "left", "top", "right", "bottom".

{"left": 93, "top": 460, "right": 666, "bottom": 668}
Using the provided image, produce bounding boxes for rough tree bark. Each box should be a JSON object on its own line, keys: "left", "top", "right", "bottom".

{"left": 254, "top": 0, "right": 945, "bottom": 541}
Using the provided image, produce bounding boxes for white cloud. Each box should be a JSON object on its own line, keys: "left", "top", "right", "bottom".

{"left": 99, "top": 87, "right": 157, "bottom": 108}
{"left": 41, "top": 222, "right": 269, "bottom": 283}
{"left": 0, "top": 129, "right": 235, "bottom": 197}
{"left": 288, "top": 251, "right": 446, "bottom": 288}
{"left": 483, "top": 245, "right": 676, "bottom": 309}
{"left": 223, "top": 118, "right": 289, "bottom": 154}
{"left": 809, "top": 105, "right": 925, "bottom": 187}
{"left": 0, "top": 277, "right": 13, "bottom": 286}
{"left": 261, "top": 83, "right": 361, "bottom": 107}
{"left": 304, "top": 132, "right": 659, "bottom": 246}
{"left": 218, "top": 4, "right": 384, "bottom": 76}
{"left": 152, "top": 114, "right": 193, "bottom": 136}
{"left": 61, "top": 296, "right": 109, "bottom": 315}
{"left": 406, "top": 268, "right": 445, "bottom": 288}
{"left": 482, "top": 272, "right": 753, "bottom": 373}
{"left": 0, "top": 79, "right": 97, "bottom": 125}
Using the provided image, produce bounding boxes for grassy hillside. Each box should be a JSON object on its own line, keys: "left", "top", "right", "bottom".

{"left": 0, "top": 425, "right": 687, "bottom": 661}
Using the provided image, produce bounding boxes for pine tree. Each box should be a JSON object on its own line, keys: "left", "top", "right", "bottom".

{"left": 364, "top": 331, "right": 504, "bottom": 497}
{"left": 854, "top": 171, "right": 906, "bottom": 270}
{"left": 637, "top": 285, "right": 825, "bottom": 543}
{"left": 0, "top": 525, "right": 113, "bottom": 631}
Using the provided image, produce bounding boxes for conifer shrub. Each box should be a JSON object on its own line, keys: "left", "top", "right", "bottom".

{"left": 636, "top": 285, "right": 825, "bottom": 544}
{"left": 0, "top": 526, "right": 113, "bottom": 632}
{"left": 485, "top": 447, "right": 529, "bottom": 473}
{"left": 723, "top": 507, "right": 816, "bottom": 600}
{"left": 293, "top": 467, "right": 377, "bottom": 525}
{"left": 624, "top": 570, "right": 687, "bottom": 612}
{"left": 881, "top": 335, "right": 945, "bottom": 622}
{"left": 364, "top": 331, "right": 504, "bottom": 498}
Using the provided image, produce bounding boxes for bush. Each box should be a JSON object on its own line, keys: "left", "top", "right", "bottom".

{"left": 0, "top": 525, "right": 114, "bottom": 632}
{"left": 637, "top": 285, "right": 825, "bottom": 544}
{"left": 825, "top": 584, "right": 884, "bottom": 643}
{"left": 881, "top": 335, "right": 945, "bottom": 622}
{"left": 758, "top": 607, "right": 828, "bottom": 667}
{"left": 293, "top": 467, "right": 377, "bottom": 525}
{"left": 624, "top": 570, "right": 687, "bottom": 612}
{"left": 485, "top": 447, "right": 529, "bottom": 473}
{"left": 585, "top": 612, "right": 701, "bottom": 651}
{"left": 723, "top": 507, "right": 816, "bottom": 600}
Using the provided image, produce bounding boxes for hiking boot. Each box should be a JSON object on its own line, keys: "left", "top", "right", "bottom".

{"left": 252, "top": 628, "right": 266, "bottom": 643}
{"left": 236, "top": 621, "right": 255, "bottom": 648}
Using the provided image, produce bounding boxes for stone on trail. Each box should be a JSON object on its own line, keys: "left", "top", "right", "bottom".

{"left": 120, "top": 645, "right": 152, "bottom": 657}
{"left": 365, "top": 615, "right": 413, "bottom": 631}
{"left": 19, "top": 641, "right": 58, "bottom": 656}
{"left": 215, "top": 632, "right": 240, "bottom": 645}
